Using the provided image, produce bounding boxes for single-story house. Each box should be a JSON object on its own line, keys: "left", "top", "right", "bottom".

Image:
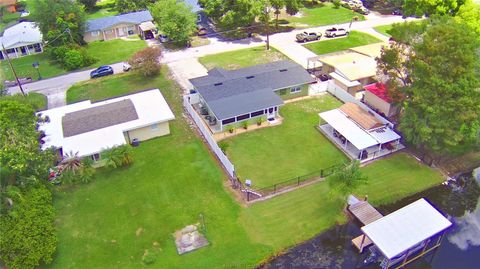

{"left": 319, "top": 52, "right": 377, "bottom": 96}
{"left": 189, "top": 60, "right": 316, "bottom": 132}
{"left": 84, "top": 10, "right": 155, "bottom": 42}
{"left": 0, "top": 22, "right": 43, "bottom": 60}
{"left": 363, "top": 82, "right": 399, "bottom": 117}
{"left": 0, "top": 0, "right": 17, "bottom": 13}
{"left": 37, "top": 89, "right": 175, "bottom": 161}
{"left": 318, "top": 102, "right": 402, "bottom": 162}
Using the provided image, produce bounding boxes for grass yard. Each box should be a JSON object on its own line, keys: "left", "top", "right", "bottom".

{"left": 303, "top": 31, "right": 383, "bottom": 55}
{"left": 0, "top": 92, "right": 47, "bottom": 110}
{"left": 52, "top": 72, "right": 446, "bottom": 268}
{"left": 284, "top": 3, "right": 365, "bottom": 28}
{"left": 198, "top": 46, "right": 288, "bottom": 70}
{"left": 1, "top": 39, "right": 146, "bottom": 81}
{"left": 86, "top": 0, "right": 118, "bottom": 19}
{"left": 374, "top": 25, "right": 392, "bottom": 37}
{"left": 222, "top": 96, "right": 348, "bottom": 188}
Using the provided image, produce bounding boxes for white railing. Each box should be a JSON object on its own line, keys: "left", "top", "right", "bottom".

{"left": 327, "top": 81, "right": 394, "bottom": 128}
{"left": 183, "top": 95, "right": 235, "bottom": 178}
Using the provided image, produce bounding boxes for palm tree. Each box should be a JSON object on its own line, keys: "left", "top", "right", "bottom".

{"left": 328, "top": 160, "right": 368, "bottom": 197}
{"left": 59, "top": 151, "right": 83, "bottom": 174}
{"left": 102, "top": 145, "right": 134, "bottom": 168}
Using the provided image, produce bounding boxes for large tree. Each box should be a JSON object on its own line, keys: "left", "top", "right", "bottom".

{"left": 79, "top": 0, "right": 97, "bottom": 11}
{"left": 404, "top": 0, "right": 467, "bottom": 16}
{"left": 115, "top": 0, "right": 153, "bottom": 13}
{"left": 199, "top": 0, "right": 264, "bottom": 29}
{"left": 32, "top": 0, "right": 86, "bottom": 46}
{"left": 270, "top": 0, "right": 285, "bottom": 29}
{"left": 150, "top": 0, "right": 197, "bottom": 45}
{"left": 379, "top": 17, "right": 480, "bottom": 161}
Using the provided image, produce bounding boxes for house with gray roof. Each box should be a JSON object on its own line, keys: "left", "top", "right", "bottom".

{"left": 84, "top": 10, "right": 155, "bottom": 42}
{"left": 189, "top": 60, "right": 316, "bottom": 132}
{"left": 0, "top": 22, "right": 43, "bottom": 60}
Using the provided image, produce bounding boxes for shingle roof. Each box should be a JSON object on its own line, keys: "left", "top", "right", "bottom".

{"left": 339, "top": 102, "right": 383, "bottom": 130}
{"left": 85, "top": 10, "right": 153, "bottom": 32}
{"left": 189, "top": 60, "right": 315, "bottom": 120}
{"left": 62, "top": 99, "right": 138, "bottom": 137}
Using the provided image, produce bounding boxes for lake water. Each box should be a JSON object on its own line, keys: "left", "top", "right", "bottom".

{"left": 262, "top": 172, "right": 480, "bottom": 269}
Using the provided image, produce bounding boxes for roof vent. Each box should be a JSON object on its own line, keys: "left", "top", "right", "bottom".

{"left": 246, "top": 75, "right": 255, "bottom": 79}
{"left": 214, "top": 82, "right": 223, "bottom": 86}
{"left": 279, "top": 69, "right": 288, "bottom": 72}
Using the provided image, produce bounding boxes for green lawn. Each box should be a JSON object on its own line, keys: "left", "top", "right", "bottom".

{"left": 222, "top": 96, "right": 348, "bottom": 188}
{"left": 52, "top": 72, "right": 446, "bottom": 268}
{"left": 86, "top": 0, "right": 118, "bottom": 19}
{"left": 1, "top": 39, "right": 146, "bottom": 81}
{"left": 303, "top": 31, "right": 383, "bottom": 55}
{"left": 198, "top": 46, "right": 288, "bottom": 70}
{"left": 0, "top": 92, "right": 47, "bottom": 110}
{"left": 374, "top": 25, "right": 392, "bottom": 37}
{"left": 286, "top": 3, "right": 365, "bottom": 28}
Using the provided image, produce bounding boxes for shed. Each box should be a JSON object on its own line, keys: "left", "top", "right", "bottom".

{"left": 363, "top": 83, "right": 399, "bottom": 117}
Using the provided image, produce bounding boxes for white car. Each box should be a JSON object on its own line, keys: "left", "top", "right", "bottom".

{"left": 122, "top": 62, "right": 131, "bottom": 72}
{"left": 324, "top": 27, "right": 349, "bottom": 38}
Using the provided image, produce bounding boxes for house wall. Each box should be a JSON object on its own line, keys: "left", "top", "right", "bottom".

{"left": 274, "top": 84, "right": 309, "bottom": 100}
{"left": 125, "top": 121, "right": 170, "bottom": 143}
{"left": 84, "top": 23, "right": 140, "bottom": 42}
{"left": 364, "top": 91, "right": 391, "bottom": 116}
{"left": 321, "top": 63, "right": 335, "bottom": 75}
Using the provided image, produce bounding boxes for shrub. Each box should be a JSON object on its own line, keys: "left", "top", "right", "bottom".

{"left": 128, "top": 47, "right": 162, "bottom": 77}
{"left": 64, "top": 49, "right": 84, "bottom": 70}
{"left": 242, "top": 120, "right": 249, "bottom": 129}
{"left": 332, "top": 0, "right": 341, "bottom": 8}
{"left": 218, "top": 141, "right": 230, "bottom": 153}
{"left": 47, "top": 45, "right": 97, "bottom": 70}
{"left": 103, "top": 145, "right": 134, "bottom": 168}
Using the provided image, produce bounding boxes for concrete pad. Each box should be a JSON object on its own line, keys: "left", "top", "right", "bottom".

{"left": 168, "top": 58, "right": 208, "bottom": 93}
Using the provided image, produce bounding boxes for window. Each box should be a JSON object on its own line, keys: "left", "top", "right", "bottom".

{"left": 91, "top": 31, "right": 100, "bottom": 36}
{"left": 268, "top": 107, "right": 274, "bottom": 113}
{"left": 104, "top": 29, "right": 113, "bottom": 34}
{"left": 222, "top": 117, "right": 236, "bottom": 125}
{"left": 92, "top": 153, "right": 100, "bottom": 162}
{"left": 127, "top": 26, "right": 135, "bottom": 35}
{"left": 251, "top": 110, "right": 264, "bottom": 117}
{"left": 290, "top": 86, "right": 301, "bottom": 93}
{"left": 236, "top": 113, "right": 250, "bottom": 121}
{"left": 151, "top": 123, "right": 158, "bottom": 130}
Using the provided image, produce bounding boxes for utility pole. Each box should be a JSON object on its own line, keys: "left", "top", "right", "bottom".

{"left": 2, "top": 44, "right": 26, "bottom": 96}
{"left": 264, "top": 6, "right": 271, "bottom": 50}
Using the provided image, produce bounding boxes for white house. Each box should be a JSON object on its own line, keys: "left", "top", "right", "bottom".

{"left": 37, "top": 89, "right": 175, "bottom": 160}
{"left": 0, "top": 22, "right": 43, "bottom": 60}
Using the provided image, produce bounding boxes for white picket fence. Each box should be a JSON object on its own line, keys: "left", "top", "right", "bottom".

{"left": 183, "top": 95, "right": 235, "bottom": 178}
{"left": 327, "top": 81, "right": 394, "bottom": 128}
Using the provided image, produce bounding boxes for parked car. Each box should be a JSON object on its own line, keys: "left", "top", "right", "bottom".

{"left": 122, "top": 62, "right": 131, "bottom": 72}
{"left": 197, "top": 25, "right": 208, "bottom": 36}
{"left": 90, "top": 66, "right": 114, "bottom": 78}
{"left": 325, "top": 27, "right": 349, "bottom": 38}
{"left": 356, "top": 6, "right": 370, "bottom": 15}
{"left": 392, "top": 9, "right": 403, "bottom": 16}
{"left": 296, "top": 31, "right": 322, "bottom": 42}
{"left": 158, "top": 34, "right": 169, "bottom": 43}
{"left": 318, "top": 74, "right": 332, "bottom": 82}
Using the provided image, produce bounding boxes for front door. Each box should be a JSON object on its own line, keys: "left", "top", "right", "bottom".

{"left": 267, "top": 107, "right": 276, "bottom": 119}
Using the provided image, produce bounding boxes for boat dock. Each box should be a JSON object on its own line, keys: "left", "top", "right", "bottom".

{"left": 348, "top": 199, "right": 384, "bottom": 253}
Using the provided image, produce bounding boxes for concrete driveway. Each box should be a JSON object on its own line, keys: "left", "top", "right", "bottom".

{"left": 168, "top": 58, "right": 208, "bottom": 92}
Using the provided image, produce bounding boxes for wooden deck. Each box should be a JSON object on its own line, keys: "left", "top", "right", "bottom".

{"left": 352, "top": 234, "right": 373, "bottom": 253}
{"left": 348, "top": 201, "right": 383, "bottom": 226}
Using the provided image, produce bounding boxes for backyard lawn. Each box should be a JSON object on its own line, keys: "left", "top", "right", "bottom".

{"left": 284, "top": 3, "right": 365, "bottom": 28}
{"left": 1, "top": 39, "right": 146, "bottom": 81}
{"left": 222, "top": 96, "right": 348, "bottom": 188}
{"left": 374, "top": 25, "right": 392, "bottom": 37}
{"left": 86, "top": 0, "right": 118, "bottom": 19}
{"left": 198, "top": 46, "right": 288, "bottom": 70}
{"left": 51, "top": 73, "right": 446, "bottom": 268}
{"left": 303, "top": 31, "right": 383, "bottom": 55}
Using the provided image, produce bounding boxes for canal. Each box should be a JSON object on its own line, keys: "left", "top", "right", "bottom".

{"left": 262, "top": 171, "right": 480, "bottom": 269}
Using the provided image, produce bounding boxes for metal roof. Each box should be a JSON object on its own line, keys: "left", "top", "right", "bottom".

{"left": 362, "top": 198, "right": 452, "bottom": 260}
{"left": 62, "top": 99, "right": 138, "bottom": 137}
{"left": 85, "top": 10, "right": 153, "bottom": 32}
{"left": 207, "top": 89, "right": 283, "bottom": 120}
{"left": 319, "top": 52, "right": 377, "bottom": 81}
{"left": 0, "top": 22, "right": 42, "bottom": 49}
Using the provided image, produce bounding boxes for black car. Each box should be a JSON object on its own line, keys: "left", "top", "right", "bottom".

{"left": 90, "top": 66, "right": 114, "bottom": 78}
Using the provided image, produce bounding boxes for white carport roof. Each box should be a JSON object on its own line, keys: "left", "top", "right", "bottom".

{"left": 139, "top": 21, "right": 156, "bottom": 31}
{"left": 319, "top": 109, "right": 378, "bottom": 150}
{"left": 369, "top": 127, "right": 401, "bottom": 144}
{"left": 361, "top": 198, "right": 452, "bottom": 260}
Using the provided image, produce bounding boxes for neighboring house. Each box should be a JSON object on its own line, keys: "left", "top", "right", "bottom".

{"left": 318, "top": 102, "right": 402, "bottom": 163}
{"left": 363, "top": 82, "right": 399, "bottom": 118}
{"left": 348, "top": 42, "right": 386, "bottom": 58}
{"left": 37, "top": 89, "right": 175, "bottom": 161}
{"left": 0, "top": 0, "right": 17, "bottom": 13}
{"left": 319, "top": 52, "right": 377, "bottom": 96}
{"left": 0, "top": 21, "right": 43, "bottom": 60}
{"left": 84, "top": 10, "right": 155, "bottom": 42}
{"left": 189, "top": 60, "right": 316, "bottom": 133}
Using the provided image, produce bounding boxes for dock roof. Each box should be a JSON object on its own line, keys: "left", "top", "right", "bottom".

{"left": 361, "top": 198, "right": 452, "bottom": 260}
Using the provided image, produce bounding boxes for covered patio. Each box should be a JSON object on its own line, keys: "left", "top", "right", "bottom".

{"left": 318, "top": 104, "right": 403, "bottom": 163}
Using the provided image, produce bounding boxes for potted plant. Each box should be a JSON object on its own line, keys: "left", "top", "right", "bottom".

{"left": 256, "top": 117, "right": 264, "bottom": 126}
{"left": 227, "top": 125, "right": 234, "bottom": 133}
{"left": 242, "top": 121, "right": 248, "bottom": 130}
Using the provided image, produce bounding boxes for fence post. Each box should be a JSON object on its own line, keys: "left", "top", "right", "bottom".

{"left": 321, "top": 169, "right": 324, "bottom": 178}
{"left": 297, "top": 177, "right": 300, "bottom": 186}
